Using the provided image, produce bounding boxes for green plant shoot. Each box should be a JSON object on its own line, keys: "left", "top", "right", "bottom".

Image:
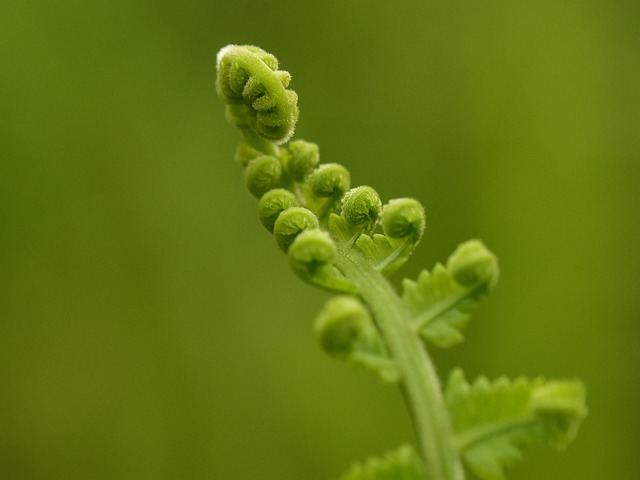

{"left": 215, "top": 44, "right": 587, "bottom": 480}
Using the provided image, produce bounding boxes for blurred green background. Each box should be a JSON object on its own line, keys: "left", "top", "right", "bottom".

{"left": 1, "top": 1, "right": 639, "bottom": 479}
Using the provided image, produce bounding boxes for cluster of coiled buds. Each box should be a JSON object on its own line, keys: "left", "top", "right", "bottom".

{"left": 216, "top": 45, "right": 429, "bottom": 295}
{"left": 251, "top": 138, "right": 428, "bottom": 294}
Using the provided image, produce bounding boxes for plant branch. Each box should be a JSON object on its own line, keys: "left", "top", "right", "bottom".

{"left": 335, "top": 247, "right": 465, "bottom": 480}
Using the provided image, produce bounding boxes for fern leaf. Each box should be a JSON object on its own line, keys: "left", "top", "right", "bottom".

{"left": 329, "top": 213, "right": 362, "bottom": 244}
{"left": 339, "top": 444, "right": 426, "bottom": 480}
{"left": 402, "top": 264, "right": 485, "bottom": 347}
{"left": 355, "top": 233, "right": 409, "bottom": 275}
{"left": 445, "top": 369, "right": 587, "bottom": 480}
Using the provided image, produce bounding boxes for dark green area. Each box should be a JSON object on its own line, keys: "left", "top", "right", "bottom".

{"left": 1, "top": 1, "right": 638, "bottom": 479}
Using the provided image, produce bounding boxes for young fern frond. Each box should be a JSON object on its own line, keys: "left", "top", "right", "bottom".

{"left": 215, "top": 44, "right": 586, "bottom": 480}
{"left": 445, "top": 369, "right": 587, "bottom": 480}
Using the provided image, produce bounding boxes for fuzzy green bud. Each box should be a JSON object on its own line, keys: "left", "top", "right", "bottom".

{"left": 307, "top": 163, "right": 351, "bottom": 198}
{"left": 257, "top": 189, "right": 299, "bottom": 232}
{"left": 446, "top": 239, "right": 498, "bottom": 289}
{"left": 273, "top": 207, "right": 319, "bottom": 252}
{"left": 289, "top": 229, "right": 336, "bottom": 274}
{"left": 341, "top": 186, "right": 382, "bottom": 227}
{"left": 380, "top": 198, "right": 426, "bottom": 241}
{"left": 288, "top": 230, "right": 357, "bottom": 294}
{"left": 314, "top": 296, "right": 372, "bottom": 359}
{"left": 244, "top": 155, "right": 282, "bottom": 198}
{"left": 287, "top": 140, "right": 320, "bottom": 181}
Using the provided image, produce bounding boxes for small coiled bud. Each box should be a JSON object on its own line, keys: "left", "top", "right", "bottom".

{"left": 341, "top": 186, "right": 382, "bottom": 227}
{"left": 307, "top": 163, "right": 351, "bottom": 198}
{"left": 531, "top": 380, "right": 587, "bottom": 449}
{"left": 380, "top": 198, "right": 426, "bottom": 242}
{"left": 286, "top": 140, "right": 319, "bottom": 181}
{"left": 273, "top": 207, "right": 319, "bottom": 252}
{"left": 216, "top": 45, "right": 299, "bottom": 144}
{"left": 244, "top": 155, "right": 282, "bottom": 198}
{"left": 288, "top": 230, "right": 357, "bottom": 293}
{"left": 446, "top": 239, "right": 498, "bottom": 289}
{"left": 289, "top": 229, "right": 336, "bottom": 274}
{"left": 257, "top": 189, "right": 300, "bottom": 233}
{"left": 314, "top": 296, "right": 372, "bottom": 359}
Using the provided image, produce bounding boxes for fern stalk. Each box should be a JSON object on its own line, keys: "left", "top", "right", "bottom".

{"left": 335, "top": 248, "right": 464, "bottom": 480}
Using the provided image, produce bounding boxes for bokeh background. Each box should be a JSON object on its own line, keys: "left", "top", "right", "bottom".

{"left": 2, "top": 1, "right": 639, "bottom": 479}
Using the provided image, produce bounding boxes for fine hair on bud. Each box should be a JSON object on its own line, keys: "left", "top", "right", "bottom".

{"left": 216, "top": 45, "right": 299, "bottom": 144}
{"left": 446, "top": 239, "right": 499, "bottom": 289}
{"left": 341, "top": 186, "right": 382, "bottom": 227}
{"left": 307, "top": 163, "right": 351, "bottom": 198}
{"left": 244, "top": 155, "right": 282, "bottom": 198}
{"left": 258, "top": 189, "right": 299, "bottom": 232}
{"left": 380, "top": 198, "right": 426, "bottom": 241}
{"left": 314, "top": 296, "right": 372, "bottom": 359}
{"left": 273, "top": 207, "right": 319, "bottom": 252}
{"left": 286, "top": 140, "right": 320, "bottom": 182}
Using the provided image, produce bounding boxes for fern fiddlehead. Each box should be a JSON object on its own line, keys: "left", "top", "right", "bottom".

{"left": 216, "top": 44, "right": 299, "bottom": 146}
{"left": 215, "top": 45, "right": 586, "bottom": 480}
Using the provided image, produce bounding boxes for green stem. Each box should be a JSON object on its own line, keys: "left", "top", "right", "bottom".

{"left": 334, "top": 248, "right": 465, "bottom": 480}
{"left": 242, "top": 129, "right": 279, "bottom": 156}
